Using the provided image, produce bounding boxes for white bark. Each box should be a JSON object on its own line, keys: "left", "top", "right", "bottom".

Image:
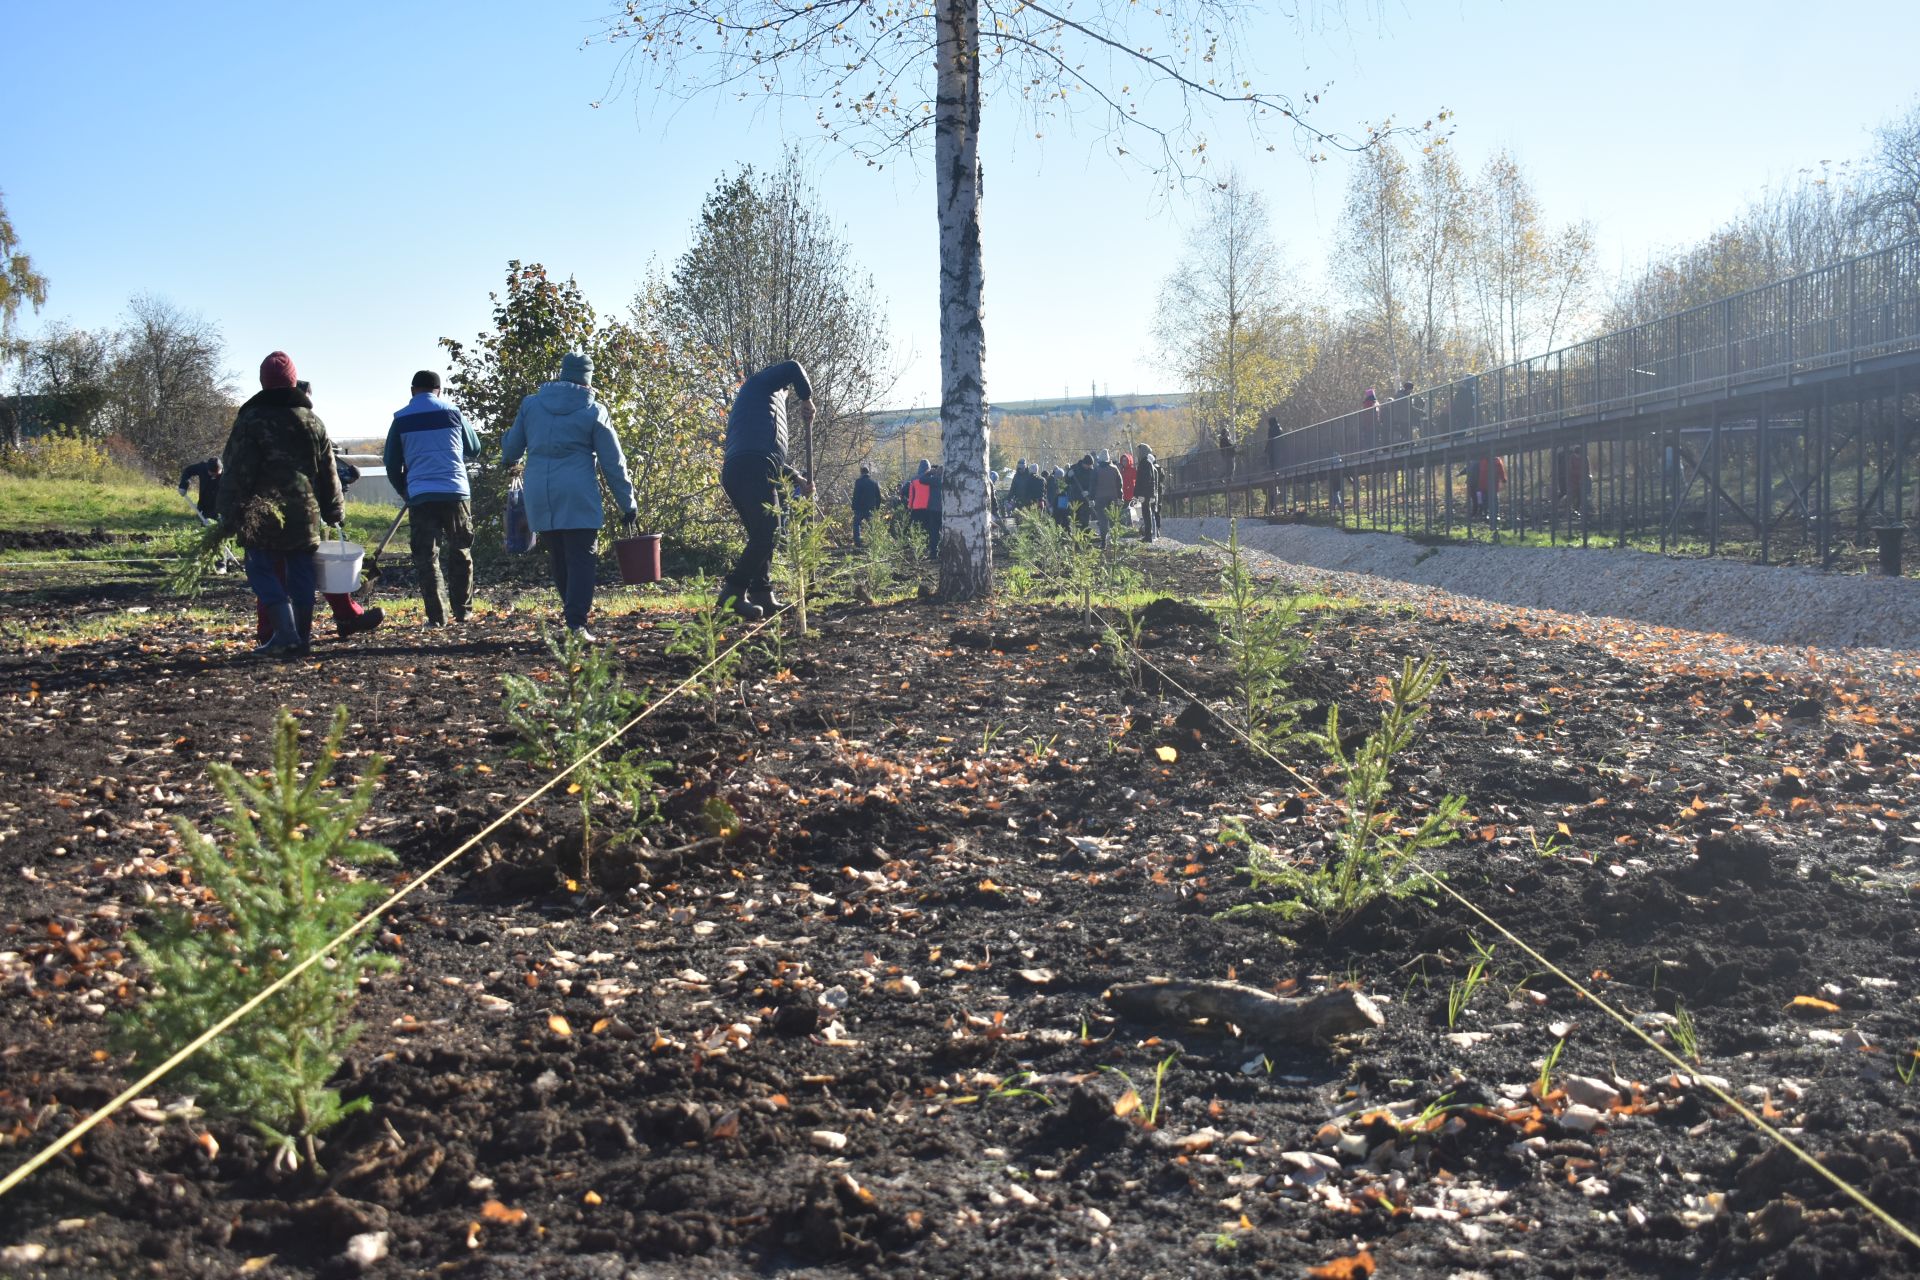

{"left": 934, "top": 0, "right": 991, "bottom": 601}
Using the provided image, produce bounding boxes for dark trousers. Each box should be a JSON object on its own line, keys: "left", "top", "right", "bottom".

{"left": 545, "top": 528, "right": 598, "bottom": 630}
{"left": 852, "top": 508, "right": 875, "bottom": 547}
{"left": 721, "top": 452, "right": 780, "bottom": 599}
{"left": 923, "top": 510, "right": 941, "bottom": 559}
{"left": 408, "top": 498, "right": 474, "bottom": 624}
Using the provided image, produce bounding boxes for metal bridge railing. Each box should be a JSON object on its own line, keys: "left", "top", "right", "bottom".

{"left": 1170, "top": 239, "right": 1920, "bottom": 490}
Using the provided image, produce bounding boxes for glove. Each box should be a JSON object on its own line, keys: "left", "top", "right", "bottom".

{"left": 620, "top": 511, "right": 638, "bottom": 535}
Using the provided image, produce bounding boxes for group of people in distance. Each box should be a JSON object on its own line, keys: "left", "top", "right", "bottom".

{"left": 181, "top": 349, "right": 649, "bottom": 655}
{"left": 845, "top": 440, "right": 1163, "bottom": 562}
{"left": 996, "top": 444, "right": 1161, "bottom": 546}
{"left": 180, "top": 346, "right": 1162, "bottom": 652}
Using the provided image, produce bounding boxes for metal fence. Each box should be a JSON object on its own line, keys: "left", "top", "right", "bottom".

{"left": 1170, "top": 239, "right": 1920, "bottom": 490}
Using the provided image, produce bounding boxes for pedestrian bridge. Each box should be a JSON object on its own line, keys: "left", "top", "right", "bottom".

{"left": 1163, "top": 240, "right": 1920, "bottom": 571}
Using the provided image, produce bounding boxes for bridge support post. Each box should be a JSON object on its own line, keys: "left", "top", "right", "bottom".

{"left": 1759, "top": 393, "right": 1772, "bottom": 566}
{"left": 1821, "top": 383, "right": 1834, "bottom": 569}
{"left": 1709, "top": 408, "right": 1721, "bottom": 558}
{"left": 1897, "top": 367, "right": 1907, "bottom": 529}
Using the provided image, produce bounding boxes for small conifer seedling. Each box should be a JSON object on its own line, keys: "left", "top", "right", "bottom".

{"left": 117, "top": 706, "right": 396, "bottom": 1172}
{"left": 501, "top": 627, "right": 665, "bottom": 880}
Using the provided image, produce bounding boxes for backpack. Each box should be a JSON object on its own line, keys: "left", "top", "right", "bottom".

{"left": 907, "top": 478, "right": 931, "bottom": 511}
{"left": 505, "top": 477, "right": 538, "bottom": 554}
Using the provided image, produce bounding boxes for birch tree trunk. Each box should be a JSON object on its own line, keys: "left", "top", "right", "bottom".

{"left": 934, "top": 0, "right": 992, "bottom": 601}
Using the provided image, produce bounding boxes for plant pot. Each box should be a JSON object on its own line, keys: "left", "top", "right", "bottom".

{"left": 613, "top": 533, "right": 662, "bottom": 585}
{"left": 1873, "top": 523, "right": 1907, "bottom": 577}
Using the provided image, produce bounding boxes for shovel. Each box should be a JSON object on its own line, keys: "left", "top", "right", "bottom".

{"left": 355, "top": 506, "right": 410, "bottom": 603}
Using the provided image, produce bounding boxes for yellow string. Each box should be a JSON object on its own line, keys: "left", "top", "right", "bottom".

{"left": 1039, "top": 535, "right": 1920, "bottom": 1250}
{"left": 0, "top": 606, "right": 783, "bottom": 1200}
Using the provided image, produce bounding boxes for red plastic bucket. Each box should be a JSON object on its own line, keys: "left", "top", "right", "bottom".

{"left": 613, "top": 533, "right": 662, "bottom": 585}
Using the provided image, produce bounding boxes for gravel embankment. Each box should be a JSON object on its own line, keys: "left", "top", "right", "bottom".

{"left": 1157, "top": 516, "right": 1920, "bottom": 689}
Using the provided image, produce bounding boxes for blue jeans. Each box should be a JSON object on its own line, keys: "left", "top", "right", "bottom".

{"left": 245, "top": 548, "right": 315, "bottom": 642}
{"left": 852, "top": 509, "right": 874, "bottom": 548}
{"left": 546, "top": 528, "right": 598, "bottom": 630}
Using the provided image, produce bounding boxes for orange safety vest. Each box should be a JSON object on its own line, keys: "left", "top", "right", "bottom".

{"left": 907, "top": 478, "right": 931, "bottom": 511}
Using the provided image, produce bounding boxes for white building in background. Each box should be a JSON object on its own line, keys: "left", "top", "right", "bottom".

{"left": 341, "top": 455, "right": 403, "bottom": 507}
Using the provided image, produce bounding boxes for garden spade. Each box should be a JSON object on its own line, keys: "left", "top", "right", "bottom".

{"left": 355, "top": 506, "right": 409, "bottom": 603}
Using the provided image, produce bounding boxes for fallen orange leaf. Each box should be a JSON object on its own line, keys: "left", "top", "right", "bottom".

{"left": 1307, "top": 1251, "right": 1376, "bottom": 1279}
{"left": 479, "top": 1200, "right": 526, "bottom": 1225}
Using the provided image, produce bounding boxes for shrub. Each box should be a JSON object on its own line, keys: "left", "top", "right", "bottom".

{"left": 0, "top": 430, "right": 113, "bottom": 481}
{"left": 116, "top": 707, "right": 396, "bottom": 1172}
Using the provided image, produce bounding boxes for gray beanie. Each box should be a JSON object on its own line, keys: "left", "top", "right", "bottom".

{"left": 559, "top": 351, "right": 593, "bottom": 386}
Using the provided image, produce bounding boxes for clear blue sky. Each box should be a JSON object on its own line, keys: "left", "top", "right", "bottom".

{"left": 5, "top": 1, "right": 1917, "bottom": 438}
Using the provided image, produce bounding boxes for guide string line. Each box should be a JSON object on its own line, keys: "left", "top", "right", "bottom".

{"left": 1032, "top": 530, "right": 1920, "bottom": 1250}
{"left": 0, "top": 603, "right": 786, "bottom": 1201}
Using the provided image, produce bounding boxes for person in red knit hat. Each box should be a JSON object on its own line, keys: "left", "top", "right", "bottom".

{"left": 219, "top": 352, "right": 378, "bottom": 655}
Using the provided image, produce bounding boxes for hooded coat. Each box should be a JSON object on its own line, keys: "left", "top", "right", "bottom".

{"left": 218, "top": 386, "right": 344, "bottom": 552}
{"left": 501, "top": 381, "right": 636, "bottom": 533}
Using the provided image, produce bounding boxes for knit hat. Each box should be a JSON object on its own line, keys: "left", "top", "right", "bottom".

{"left": 1098, "top": 450, "right": 1110, "bottom": 464}
{"left": 1363, "top": 387, "right": 1377, "bottom": 402}
{"left": 259, "top": 351, "right": 297, "bottom": 389}
{"left": 860, "top": 462, "right": 870, "bottom": 474}
{"left": 559, "top": 352, "right": 593, "bottom": 386}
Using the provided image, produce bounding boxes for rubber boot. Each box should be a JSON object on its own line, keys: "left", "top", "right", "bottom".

{"left": 718, "top": 586, "right": 765, "bottom": 622}
{"left": 255, "top": 602, "right": 304, "bottom": 658}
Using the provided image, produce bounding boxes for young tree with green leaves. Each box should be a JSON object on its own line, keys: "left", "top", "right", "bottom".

{"left": 668, "top": 152, "right": 897, "bottom": 500}
{"left": 440, "top": 262, "right": 735, "bottom": 561}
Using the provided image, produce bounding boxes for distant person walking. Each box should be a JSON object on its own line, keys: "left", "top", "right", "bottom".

{"left": 218, "top": 351, "right": 345, "bottom": 658}
{"left": 1091, "top": 450, "right": 1124, "bottom": 547}
{"left": 922, "top": 463, "right": 944, "bottom": 559}
{"left": 851, "top": 462, "right": 882, "bottom": 547}
{"left": 384, "top": 369, "right": 482, "bottom": 627}
{"left": 501, "top": 352, "right": 637, "bottom": 641}
{"left": 1134, "top": 443, "right": 1160, "bottom": 542}
{"left": 719, "top": 360, "right": 813, "bottom": 619}
{"left": 178, "top": 457, "right": 222, "bottom": 519}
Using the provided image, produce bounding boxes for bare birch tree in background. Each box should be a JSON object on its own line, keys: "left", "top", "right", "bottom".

{"left": 1407, "top": 147, "right": 1473, "bottom": 382}
{"left": 1864, "top": 101, "right": 1920, "bottom": 242}
{"left": 1334, "top": 142, "right": 1413, "bottom": 383}
{"left": 596, "top": 1, "right": 1422, "bottom": 600}
{"left": 1153, "top": 173, "right": 1307, "bottom": 449}
{"left": 1466, "top": 151, "right": 1593, "bottom": 366}
{"left": 666, "top": 151, "right": 898, "bottom": 503}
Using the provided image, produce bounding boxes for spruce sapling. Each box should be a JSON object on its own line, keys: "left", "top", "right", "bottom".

{"left": 773, "top": 478, "right": 835, "bottom": 635}
{"left": 1211, "top": 519, "right": 1309, "bottom": 748}
{"left": 665, "top": 572, "right": 745, "bottom": 716}
{"left": 501, "top": 626, "right": 664, "bottom": 881}
{"left": 117, "top": 707, "right": 396, "bottom": 1173}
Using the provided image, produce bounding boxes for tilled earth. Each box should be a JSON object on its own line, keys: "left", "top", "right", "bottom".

{"left": 0, "top": 547, "right": 1917, "bottom": 1279}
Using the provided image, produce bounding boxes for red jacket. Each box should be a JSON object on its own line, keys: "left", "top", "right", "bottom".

{"left": 1118, "top": 453, "right": 1137, "bottom": 501}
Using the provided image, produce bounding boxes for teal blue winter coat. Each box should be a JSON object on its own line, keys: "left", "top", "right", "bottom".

{"left": 500, "top": 382, "right": 636, "bottom": 533}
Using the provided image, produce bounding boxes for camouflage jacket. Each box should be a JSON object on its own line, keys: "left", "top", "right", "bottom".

{"left": 217, "top": 387, "right": 345, "bottom": 551}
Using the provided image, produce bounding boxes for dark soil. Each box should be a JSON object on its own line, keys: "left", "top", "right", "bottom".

{"left": 0, "top": 529, "right": 151, "bottom": 551}
{"left": 1, "top": 546, "right": 1917, "bottom": 1278}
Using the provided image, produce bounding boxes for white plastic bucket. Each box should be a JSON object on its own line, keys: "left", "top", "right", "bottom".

{"left": 315, "top": 539, "right": 365, "bottom": 594}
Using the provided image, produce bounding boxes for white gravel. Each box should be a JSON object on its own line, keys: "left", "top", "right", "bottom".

{"left": 1157, "top": 517, "right": 1920, "bottom": 682}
